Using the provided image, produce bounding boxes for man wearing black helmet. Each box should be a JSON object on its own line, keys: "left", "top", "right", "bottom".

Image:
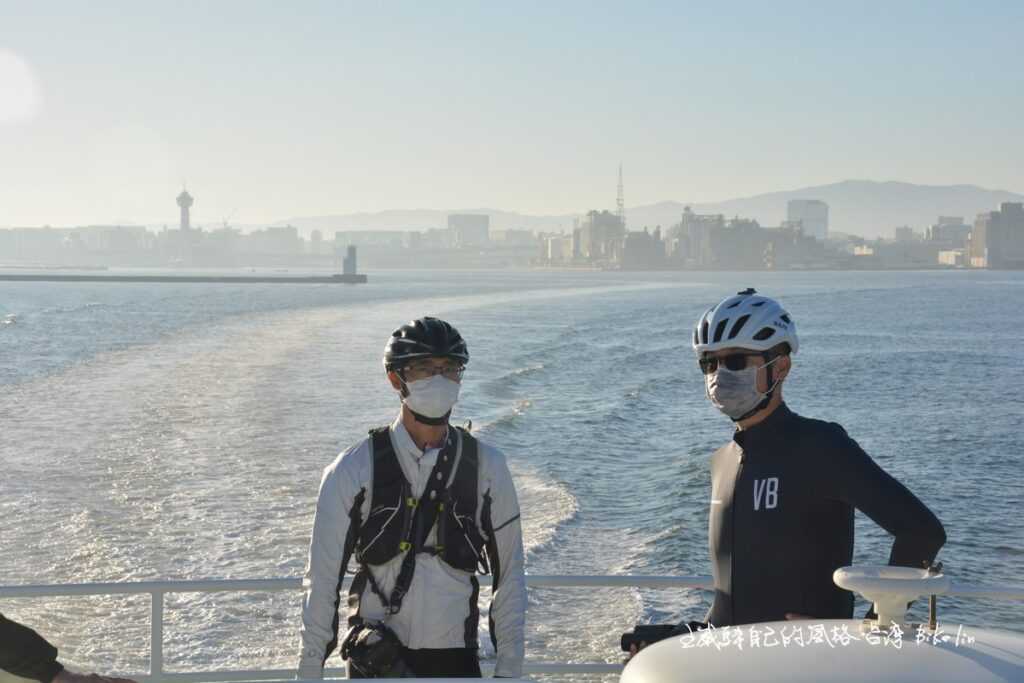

{"left": 693, "top": 289, "right": 946, "bottom": 627}
{"left": 297, "top": 317, "right": 526, "bottom": 679}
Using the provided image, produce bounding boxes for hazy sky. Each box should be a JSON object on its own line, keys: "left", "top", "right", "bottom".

{"left": 2, "top": 1, "right": 1022, "bottom": 227}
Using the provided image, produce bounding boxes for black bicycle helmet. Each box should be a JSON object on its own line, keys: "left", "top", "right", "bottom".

{"left": 383, "top": 316, "right": 469, "bottom": 372}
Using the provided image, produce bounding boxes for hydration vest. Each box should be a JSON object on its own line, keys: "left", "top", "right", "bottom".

{"left": 324, "top": 426, "right": 505, "bottom": 660}
{"left": 356, "top": 425, "right": 489, "bottom": 574}
{"left": 343, "top": 425, "right": 490, "bottom": 621}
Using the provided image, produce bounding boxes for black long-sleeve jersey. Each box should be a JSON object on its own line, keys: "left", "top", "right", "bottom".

{"left": 706, "top": 403, "right": 947, "bottom": 627}
{"left": 0, "top": 613, "right": 63, "bottom": 683}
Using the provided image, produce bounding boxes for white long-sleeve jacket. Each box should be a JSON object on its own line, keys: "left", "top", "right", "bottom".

{"left": 298, "top": 415, "right": 526, "bottom": 678}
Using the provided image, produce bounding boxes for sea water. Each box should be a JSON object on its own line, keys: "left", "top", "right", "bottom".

{"left": 1, "top": 269, "right": 1022, "bottom": 677}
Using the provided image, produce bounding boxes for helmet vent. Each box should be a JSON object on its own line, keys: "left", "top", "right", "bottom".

{"left": 728, "top": 314, "right": 751, "bottom": 340}
{"left": 753, "top": 327, "right": 776, "bottom": 341}
{"left": 726, "top": 300, "right": 742, "bottom": 309}
{"left": 713, "top": 320, "right": 729, "bottom": 344}
{"left": 701, "top": 320, "right": 710, "bottom": 345}
{"left": 780, "top": 314, "right": 791, "bottom": 324}
{"left": 751, "top": 301, "right": 766, "bottom": 307}
{"left": 384, "top": 316, "right": 468, "bottom": 370}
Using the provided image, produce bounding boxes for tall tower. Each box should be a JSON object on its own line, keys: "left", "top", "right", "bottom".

{"left": 176, "top": 188, "right": 194, "bottom": 231}
{"left": 616, "top": 163, "right": 625, "bottom": 229}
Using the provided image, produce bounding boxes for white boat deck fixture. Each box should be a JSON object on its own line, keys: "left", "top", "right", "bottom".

{"left": 1, "top": 574, "right": 1022, "bottom": 682}
{"left": 624, "top": 566, "right": 1024, "bottom": 683}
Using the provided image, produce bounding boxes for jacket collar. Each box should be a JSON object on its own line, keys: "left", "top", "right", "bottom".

{"left": 389, "top": 413, "right": 450, "bottom": 461}
{"left": 733, "top": 402, "right": 795, "bottom": 450}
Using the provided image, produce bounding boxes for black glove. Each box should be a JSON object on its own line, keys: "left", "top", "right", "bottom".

{"left": 621, "top": 621, "right": 707, "bottom": 652}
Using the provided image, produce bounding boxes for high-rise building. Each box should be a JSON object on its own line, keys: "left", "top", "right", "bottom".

{"left": 971, "top": 202, "right": 1024, "bottom": 269}
{"left": 709, "top": 218, "right": 769, "bottom": 269}
{"left": 621, "top": 227, "right": 665, "bottom": 270}
{"left": 448, "top": 214, "right": 490, "bottom": 247}
{"left": 893, "top": 226, "right": 918, "bottom": 242}
{"left": 545, "top": 234, "right": 573, "bottom": 263}
{"left": 786, "top": 199, "right": 829, "bottom": 240}
{"left": 927, "top": 216, "right": 971, "bottom": 248}
{"left": 969, "top": 216, "right": 989, "bottom": 267}
{"left": 669, "top": 207, "right": 724, "bottom": 267}
{"left": 576, "top": 210, "right": 624, "bottom": 261}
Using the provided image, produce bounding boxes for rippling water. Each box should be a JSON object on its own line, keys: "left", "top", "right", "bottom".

{"left": 1, "top": 270, "right": 1022, "bottom": 678}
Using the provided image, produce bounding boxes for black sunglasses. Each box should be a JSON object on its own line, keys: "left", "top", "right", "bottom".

{"left": 698, "top": 352, "right": 767, "bottom": 375}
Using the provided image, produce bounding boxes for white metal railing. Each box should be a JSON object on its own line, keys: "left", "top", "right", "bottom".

{"left": 1, "top": 574, "right": 1022, "bottom": 682}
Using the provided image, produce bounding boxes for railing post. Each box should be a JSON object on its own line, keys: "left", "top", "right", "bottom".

{"left": 151, "top": 590, "right": 164, "bottom": 683}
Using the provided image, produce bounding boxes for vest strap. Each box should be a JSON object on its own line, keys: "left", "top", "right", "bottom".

{"left": 363, "top": 427, "right": 461, "bottom": 615}
{"left": 328, "top": 486, "right": 365, "bottom": 660}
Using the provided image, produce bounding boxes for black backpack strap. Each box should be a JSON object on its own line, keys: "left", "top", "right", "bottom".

{"left": 458, "top": 428, "right": 485, "bottom": 647}
{"left": 481, "top": 488, "right": 500, "bottom": 654}
{"left": 450, "top": 427, "right": 479, "bottom": 511}
{"left": 340, "top": 427, "right": 396, "bottom": 644}
{"left": 369, "top": 427, "right": 406, "bottom": 505}
{"left": 372, "top": 428, "right": 460, "bottom": 614}
{"left": 444, "top": 428, "right": 488, "bottom": 574}
{"left": 355, "top": 427, "right": 408, "bottom": 614}
{"left": 418, "top": 427, "right": 470, "bottom": 556}
{"left": 325, "top": 484, "right": 366, "bottom": 664}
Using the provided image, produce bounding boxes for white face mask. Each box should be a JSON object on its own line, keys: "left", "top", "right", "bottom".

{"left": 402, "top": 375, "right": 461, "bottom": 420}
{"left": 705, "top": 357, "right": 779, "bottom": 420}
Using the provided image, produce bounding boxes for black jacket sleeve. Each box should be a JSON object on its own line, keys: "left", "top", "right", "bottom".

{"left": 0, "top": 613, "right": 64, "bottom": 683}
{"left": 828, "top": 425, "right": 947, "bottom": 567}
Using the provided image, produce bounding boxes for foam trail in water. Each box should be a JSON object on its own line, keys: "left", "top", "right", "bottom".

{"left": 4, "top": 282, "right": 683, "bottom": 673}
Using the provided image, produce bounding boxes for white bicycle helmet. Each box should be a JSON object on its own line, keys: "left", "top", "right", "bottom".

{"left": 693, "top": 288, "right": 799, "bottom": 355}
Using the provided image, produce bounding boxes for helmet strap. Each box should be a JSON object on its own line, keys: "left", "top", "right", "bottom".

{"left": 395, "top": 369, "right": 411, "bottom": 398}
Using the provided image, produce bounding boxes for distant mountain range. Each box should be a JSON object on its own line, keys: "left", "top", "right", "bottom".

{"left": 277, "top": 180, "right": 1024, "bottom": 240}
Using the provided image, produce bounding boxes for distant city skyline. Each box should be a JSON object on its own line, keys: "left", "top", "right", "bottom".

{"left": 6, "top": 197, "right": 1022, "bottom": 271}
{"left": 1, "top": 2, "right": 1022, "bottom": 226}
{"left": 3, "top": 178, "right": 1023, "bottom": 243}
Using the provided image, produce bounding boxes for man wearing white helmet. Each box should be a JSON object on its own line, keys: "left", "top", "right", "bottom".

{"left": 693, "top": 288, "right": 946, "bottom": 627}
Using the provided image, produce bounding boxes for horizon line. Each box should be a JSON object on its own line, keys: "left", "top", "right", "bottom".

{"left": 3, "top": 178, "right": 1023, "bottom": 230}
